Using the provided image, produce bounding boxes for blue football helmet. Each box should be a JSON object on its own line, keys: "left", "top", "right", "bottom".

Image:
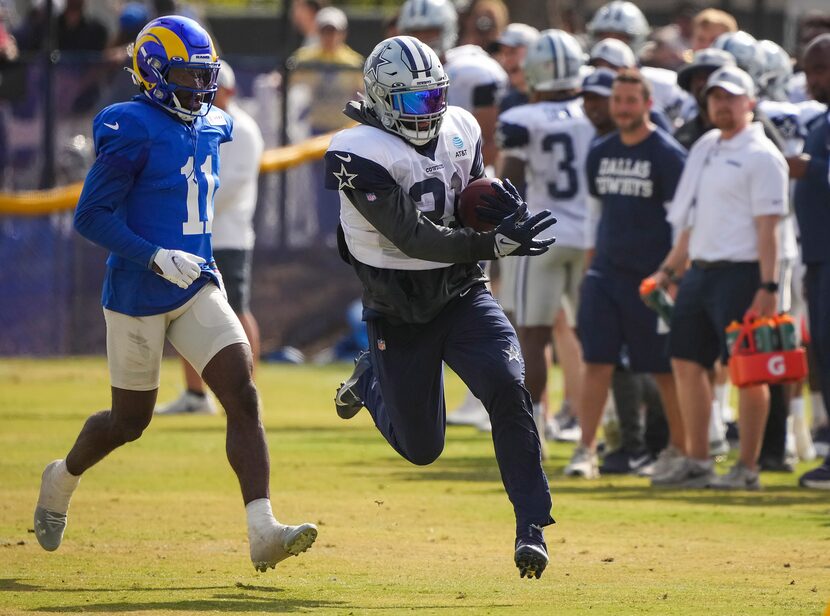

{"left": 129, "top": 15, "right": 220, "bottom": 121}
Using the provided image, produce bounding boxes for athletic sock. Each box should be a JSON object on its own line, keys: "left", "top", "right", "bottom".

{"left": 187, "top": 389, "right": 207, "bottom": 398}
{"left": 246, "top": 498, "right": 281, "bottom": 539}
{"left": 810, "top": 392, "right": 828, "bottom": 429}
{"left": 715, "top": 383, "right": 733, "bottom": 422}
{"left": 39, "top": 460, "right": 80, "bottom": 514}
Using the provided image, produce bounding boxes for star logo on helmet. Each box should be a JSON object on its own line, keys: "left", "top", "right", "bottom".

{"left": 333, "top": 164, "right": 357, "bottom": 190}
{"left": 366, "top": 51, "right": 392, "bottom": 81}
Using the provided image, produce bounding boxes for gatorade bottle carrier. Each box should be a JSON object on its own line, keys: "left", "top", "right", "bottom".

{"left": 727, "top": 315, "right": 807, "bottom": 387}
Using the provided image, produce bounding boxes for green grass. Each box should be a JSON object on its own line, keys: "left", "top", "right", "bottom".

{"left": 0, "top": 358, "right": 828, "bottom": 615}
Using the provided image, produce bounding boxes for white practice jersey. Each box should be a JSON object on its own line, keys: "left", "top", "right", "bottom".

{"left": 327, "top": 106, "right": 483, "bottom": 270}
{"left": 758, "top": 99, "right": 827, "bottom": 261}
{"left": 641, "top": 66, "right": 691, "bottom": 124}
{"left": 497, "top": 98, "right": 596, "bottom": 248}
{"left": 443, "top": 44, "right": 508, "bottom": 112}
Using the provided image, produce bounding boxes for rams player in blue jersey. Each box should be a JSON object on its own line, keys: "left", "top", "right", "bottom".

{"left": 33, "top": 16, "right": 317, "bottom": 572}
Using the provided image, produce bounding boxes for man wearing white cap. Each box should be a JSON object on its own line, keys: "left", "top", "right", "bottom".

{"left": 494, "top": 23, "right": 538, "bottom": 112}
{"left": 157, "top": 60, "right": 266, "bottom": 415}
{"left": 655, "top": 66, "right": 789, "bottom": 489}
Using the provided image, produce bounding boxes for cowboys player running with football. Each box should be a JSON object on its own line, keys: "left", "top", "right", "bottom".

{"left": 33, "top": 16, "right": 317, "bottom": 572}
{"left": 327, "top": 36, "right": 556, "bottom": 578}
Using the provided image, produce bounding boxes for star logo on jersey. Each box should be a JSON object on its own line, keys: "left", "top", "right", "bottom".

{"left": 505, "top": 344, "right": 521, "bottom": 363}
{"left": 333, "top": 164, "right": 357, "bottom": 190}
{"left": 366, "top": 51, "right": 392, "bottom": 81}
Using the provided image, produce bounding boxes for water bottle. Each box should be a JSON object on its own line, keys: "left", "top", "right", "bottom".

{"left": 725, "top": 321, "right": 743, "bottom": 356}
{"left": 775, "top": 314, "right": 798, "bottom": 350}
{"left": 639, "top": 277, "right": 673, "bottom": 325}
{"left": 751, "top": 318, "right": 775, "bottom": 353}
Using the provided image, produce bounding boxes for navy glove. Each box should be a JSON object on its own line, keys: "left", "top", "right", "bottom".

{"left": 476, "top": 179, "right": 528, "bottom": 225}
{"left": 492, "top": 203, "right": 557, "bottom": 258}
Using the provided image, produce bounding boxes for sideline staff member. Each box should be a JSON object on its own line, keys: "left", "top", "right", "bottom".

{"left": 657, "top": 66, "right": 788, "bottom": 490}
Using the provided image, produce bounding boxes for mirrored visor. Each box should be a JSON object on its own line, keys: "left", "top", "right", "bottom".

{"left": 392, "top": 88, "right": 446, "bottom": 115}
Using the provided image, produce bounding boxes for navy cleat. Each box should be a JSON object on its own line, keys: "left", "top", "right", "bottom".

{"left": 515, "top": 526, "right": 548, "bottom": 579}
{"left": 335, "top": 351, "right": 371, "bottom": 419}
{"left": 799, "top": 459, "right": 830, "bottom": 490}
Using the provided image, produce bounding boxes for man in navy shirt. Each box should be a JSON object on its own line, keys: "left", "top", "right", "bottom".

{"left": 789, "top": 34, "right": 830, "bottom": 490}
{"left": 32, "top": 16, "right": 318, "bottom": 569}
{"left": 565, "top": 69, "right": 688, "bottom": 479}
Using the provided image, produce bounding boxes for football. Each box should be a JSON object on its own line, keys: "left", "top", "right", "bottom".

{"left": 458, "top": 177, "right": 507, "bottom": 232}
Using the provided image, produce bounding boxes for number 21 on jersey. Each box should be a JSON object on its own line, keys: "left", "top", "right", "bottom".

{"left": 181, "top": 154, "right": 217, "bottom": 236}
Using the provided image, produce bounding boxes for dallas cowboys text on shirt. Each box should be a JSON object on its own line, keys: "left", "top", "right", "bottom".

{"left": 595, "top": 157, "right": 654, "bottom": 198}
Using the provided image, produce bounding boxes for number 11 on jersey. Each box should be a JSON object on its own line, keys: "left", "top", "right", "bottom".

{"left": 181, "top": 155, "right": 216, "bottom": 236}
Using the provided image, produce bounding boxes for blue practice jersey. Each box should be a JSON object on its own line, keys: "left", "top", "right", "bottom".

{"left": 586, "top": 128, "right": 687, "bottom": 277}
{"left": 74, "top": 96, "right": 233, "bottom": 316}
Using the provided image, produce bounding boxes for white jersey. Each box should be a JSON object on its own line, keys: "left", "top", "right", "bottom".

{"left": 497, "top": 98, "right": 596, "bottom": 248}
{"left": 640, "top": 66, "right": 691, "bottom": 124}
{"left": 443, "top": 45, "right": 508, "bottom": 112}
{"left": 328, "top": 106, "right": 482, "bottom": 271}
{"left": 212, "top": 102, "right": 265, "bottom": 250}
{"left": 758, "top": 99, "right": 827, "bottom": 261}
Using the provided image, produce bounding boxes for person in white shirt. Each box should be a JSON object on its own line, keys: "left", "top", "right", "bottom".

{"left": 655, "top": 66, "right": 789, "bottom": 490}
{"left": 157, "top": 60, "right": 266, "bottom": 415}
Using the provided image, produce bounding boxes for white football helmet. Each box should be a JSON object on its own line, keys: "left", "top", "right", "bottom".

{"left": 589, "top": 38, "right": 637, "bottom": 69}
{"left": 711, "top": 31, "right": 766, "bottom": 86}
{"left": 758, "top": 39, "right": 793, "bottom": 102}
{"left": 587, "top": 1, "right": 650, "bottom": 51}
{"left": 523, "top": 29, "right": 586, "bottom": 93}
{"left": 397, "top": 0, "right": 458, "bottom": 57}
{"left": 363, "top": 36, "right": 449, "bottom": 146}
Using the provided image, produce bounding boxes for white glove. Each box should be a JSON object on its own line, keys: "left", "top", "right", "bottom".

{"left": 152, "top": 248, "right": 206, "bottom": 289}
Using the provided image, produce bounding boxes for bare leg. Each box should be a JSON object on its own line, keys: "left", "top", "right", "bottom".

{"left": 578, "top": 363, "right": 615, "bottom": 450}
{"left": 65, "top": 388, "right": 156, "bottom": 476}
{"left": 672, "top": 358, "right": 712, "bottom": 460}
{"left": 518, "top": 326, "right": 551, "bottom": 403}
{"left": 552, "top": 309, "right": 582, "bottom": 417}
{"left": 738, "top": 384, "right": 770, "bottom": 471}
{"left": 652, "top": 373, "right": 686, "bottom": 455}
{"left": 183, "top": 360, "right": 204, "bottom": 394}
{"left": 201, "top": 342, "right": 267, "bottom": 504}
{"left": 238, "top": 311, "right": 261, "bottom": 376}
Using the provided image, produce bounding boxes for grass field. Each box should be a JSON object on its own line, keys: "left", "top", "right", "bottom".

{"left": 1, "top": 358, "right": 829, "bottom": 615}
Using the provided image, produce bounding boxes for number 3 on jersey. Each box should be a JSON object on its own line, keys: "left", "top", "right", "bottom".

{"left": 542, "top": 134, "right": 578, "bottom": 200}
{"left": 181, "top": 155, "right": 217, "bottom": 236}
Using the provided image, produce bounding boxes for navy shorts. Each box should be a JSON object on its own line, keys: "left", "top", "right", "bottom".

{"left": 214, "top": 249, "right": 252, "bottom": 314}
{"left": 668, "top": 262, "right": 759, "bottom": 368}
{"left": 577, "top": 266, "right": 671, "bottom": 373}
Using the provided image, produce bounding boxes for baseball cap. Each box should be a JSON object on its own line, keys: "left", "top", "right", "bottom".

{"left": 316, "top": 6, "right": 348, "bottom": 31}
{"left": 581, "top": 67, "right": 616, "bottom": 97}
{"left": 497, "top": 23, "right": 539, "bottom": 48}
{"left": 705, "top": 65, "right": 756, "bottom": 99}
{"left": 677, "top": 48, "right": 735, "bottom": 92}
{"left": 589, "top": 38, "right": 636, "bottom": 69}
{"left": 217, "top": 60, "right": 236, "bottom": 91}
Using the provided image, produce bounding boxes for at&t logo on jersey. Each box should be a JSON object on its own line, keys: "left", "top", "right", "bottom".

{"left": 452, "top": 135, "right": 468, "bottom": 159}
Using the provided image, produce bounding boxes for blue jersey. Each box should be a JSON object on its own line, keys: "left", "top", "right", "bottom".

{"left": 74, "top": 96, "right": 233, "bottom": 316}
{"left": 587, "top": 128, "right": 686, "bottom": 277}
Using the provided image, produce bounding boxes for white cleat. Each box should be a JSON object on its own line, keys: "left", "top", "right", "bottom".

{"left": 250, "top": 523, "right": 318, "bottom": 572}
{"left": 446, "top": 392, "right": 489, "bottom": 427}
{"left": 564, "top": 445, "right": 599, "bottom": 479}
{"left": 155, "top": 390, "right": 217, "bottom": 415}
{"left": 34, "top": 460, "right": 79, "bottom": 552}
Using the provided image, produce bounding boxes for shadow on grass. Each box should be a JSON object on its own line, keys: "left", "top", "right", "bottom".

{"left": 0, "top": 580, "right": 345, "bottom": 613}
{"left": 353, "top": 455, "right": 829, "bottom": 508}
